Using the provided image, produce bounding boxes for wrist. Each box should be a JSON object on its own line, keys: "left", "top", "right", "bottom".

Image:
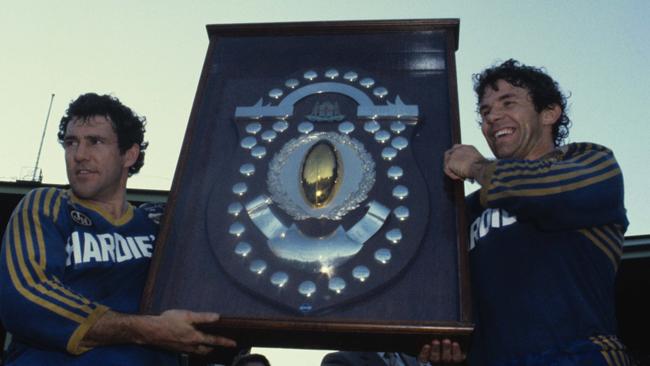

{"left": 470, "top": 159, "right": 493, "bottom": 186}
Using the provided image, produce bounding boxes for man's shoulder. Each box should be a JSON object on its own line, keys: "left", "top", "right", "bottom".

{"left": 559, "top": 142, "right": 614, "bottom": 158}
{"left": 18, "top": 187, "right": 70, "bottom": 213}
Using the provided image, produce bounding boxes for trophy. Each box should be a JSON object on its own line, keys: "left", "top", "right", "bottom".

{"left": 142, "top": 19, "right": 472, "bottom": 354}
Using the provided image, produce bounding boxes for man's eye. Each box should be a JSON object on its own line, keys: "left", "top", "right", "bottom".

{"left": 89, "top": 137, "right": 103, "bottom": 145}
{"left": 63, "top": 140, "right": 77, "bottom": 148}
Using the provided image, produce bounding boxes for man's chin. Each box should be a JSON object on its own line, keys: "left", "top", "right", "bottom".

{"left": 70, "top": 186, "right": 95, "bottom": 200}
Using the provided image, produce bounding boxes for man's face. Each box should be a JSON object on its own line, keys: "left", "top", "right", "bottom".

{"left": 63, "top": 115, "right": 135, "bottom": 202}
{"left": 479, "top": 79, "right": 556, "bottom": 160}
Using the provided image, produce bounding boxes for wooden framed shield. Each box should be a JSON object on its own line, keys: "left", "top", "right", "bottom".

{"left": 142, "top": 19, "right": 471, "bottom": 355}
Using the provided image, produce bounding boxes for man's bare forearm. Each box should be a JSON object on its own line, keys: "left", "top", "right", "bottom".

{"left": 79, "top": 309, "right": 236, "bottom": 354}
{"left": 80, "top": 310, "right": 154, "bottom": 347}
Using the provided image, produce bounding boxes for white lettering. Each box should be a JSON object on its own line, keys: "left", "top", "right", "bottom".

{"left": 97, "top": 233, "right": 116, "bottom": 262}
{"left": 66, "top": 232, "right": 153, "bottom": 266}
{"left": 82, "top": 233, "right": 102, "bottom": 263}
{"left": 126, "top": 237, "right": 143, "bottom": 259}
{"left": 71, "top": 232, "right": 82, "bottom": 265}
{"left": 136, "top": 236, "right": 153, "bottom": 257}
{"left": 469, "top": 208, "right": 517, "bottom": 251}
{"left": 115, "top": 233, "right": 133, "bottom": 262}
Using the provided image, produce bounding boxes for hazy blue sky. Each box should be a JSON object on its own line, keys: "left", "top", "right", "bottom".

{"left": 1, "top": 1, "right": 648, "bottom": 364}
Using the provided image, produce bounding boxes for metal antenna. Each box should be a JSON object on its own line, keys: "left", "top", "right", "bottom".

{"left": 33, "top": 93, "right": 55, "bottom": 182}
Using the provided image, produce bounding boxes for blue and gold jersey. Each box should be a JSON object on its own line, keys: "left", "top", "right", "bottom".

{"left": 467, "top": 143, "right": 631, "bottom": 366}
{"left": 0, "top": 188, "right": 176, "bottom": 365}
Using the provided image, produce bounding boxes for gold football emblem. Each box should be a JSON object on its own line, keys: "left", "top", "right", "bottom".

{"left": 300, "top": 140, "right": 342, "bottom": 208}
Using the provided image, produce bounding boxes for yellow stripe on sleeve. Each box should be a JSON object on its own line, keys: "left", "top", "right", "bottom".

{"left": 11, "top": 191, "right": 95, "bottom": 318}
{"left": 66, "top": 305, "right": 110, "bottom": 355}
{"left": 491, "top": 158, "right": 617, "bottom": 193}
{"left": 578, "top": 229, "right": 618, "bottom": 270}
{"left": 488, "top": 167, "right": 620, "bottom": 202}
{"left": 5, "top": 217, "right": 86, "bottom": 323}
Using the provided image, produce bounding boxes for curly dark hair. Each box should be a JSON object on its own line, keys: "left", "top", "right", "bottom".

{"left": 58, "top": 93, "right": 148, "bottom": 176}
{"left": 473, "top": 59, "right": 571, "bottom": 147}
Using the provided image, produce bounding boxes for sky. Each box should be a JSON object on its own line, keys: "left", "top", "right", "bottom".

{"left": 1, "top": 0, "right": 648, "bottom": 364}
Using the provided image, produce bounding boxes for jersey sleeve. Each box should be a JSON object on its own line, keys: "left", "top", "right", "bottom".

{"left": 479, "top": 143, "right": 628, "bottom": 232}
{"left": 0, "top": 188, "right": 109, "bottom": 355}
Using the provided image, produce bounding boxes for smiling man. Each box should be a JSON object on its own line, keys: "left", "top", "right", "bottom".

{"left": 0, "top": 93, "right": 235, "bottom": 365}
{"left": 443, "top": 60, "right": 631, "bottom": 365}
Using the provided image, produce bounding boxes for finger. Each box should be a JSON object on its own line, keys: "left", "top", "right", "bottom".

{"left": 452, "top": 342, "right": 465, "bottom": 362}
{"left": 441, "top": 339, "right": 452, "bottom": 363}
{"left": 200, "top": 333, "right": 237, "bottom": 348}
{"left": 417, "top": 344, "right": 431, "bottom": 363}
{"left": 192, "top": 344, "right": 214, "bottom": 355}
{"left": 429, "top": 339, "right": 441, "bottom": 363}
{"left": 187, "top": 311, "right": 220, "bottom": 324}
{"left": 444, "top": 165, "right": 463, "bottom": 180}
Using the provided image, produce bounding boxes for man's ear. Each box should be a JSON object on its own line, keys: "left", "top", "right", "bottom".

{"left": 542, "top": 104, "right": 562, "bottom": 126}
{"left": 123, "top": 144, "right": 140, "bottom": 170}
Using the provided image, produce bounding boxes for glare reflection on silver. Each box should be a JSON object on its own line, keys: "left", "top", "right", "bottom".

{"left": 387, "top": 166, "right": 403, "bottom": 180}
{"left": 374, "top": 130, "right": 391, "bottom": 144}
{"left": 227, "top": 202, "right": 243, "bottom": 217}
{"left": 364, "top": 121, "right": 380, "bottom": 133}
{"left": 374, "top": 248, "right": 392, "bottom": 264}
{"left": 246, "top": 123, "right": 262, "bottom": 135}
{"left": 240, "top": 136, "right": 257, "bottom": 149}
{"left": 240, "top": 163, "right": 255, "bottom": 176}
{"left": 352, "top": 266, "right": 370, "bottom": 282}
{"left": 298, "top": 281, "right": 317, "bottom": 297}
{"left": 303, "top": 70, "right": 318, "bottom": 80}
{"left": 251, "top": 146, "right": 267, "bottom": 159}
{"left": 324, "top": 69, "right": 339, "bottom": 79}
{"left": 343, "top": 71, "right": 358, "bottom": 82}
{"left": 393, "top": 206, "right": 410, "bottom": 221}
{"left": 270, "top": 272, "right": 289, "bottom": 288}
{"left": 385, "top": 228, "right": 403, "bottom": 244}
{"left": 390, "top": 121, "right": 406, "bottom": 134}
{"left": 232, "top": 182, "right": 247, "bottom": 196}
{"left": 285, "top": 79, "right": 300, "bottom": 89}
{"left": 338, "top": 121, "right": 355, "bottom": 134}
{"left": 261, "top": 130, "right": 277, "bottom": 143}
{"left": 391, "top": 136, "right": 409, "bottom": 150}
{"left": 268, "top": 88, "right": 283, "bottom": 99}
{"left": 249, "top": 259, "right": 267, "bottom": 274}
{"left": 297, "top": 122, "right": 314, "bottom": 134}
{"left": 229, "top": 222, "right": 245, "bottom": 237}
{"left": 381, "top": 147, "right": 398, "bottom": 161}
{"left": 392, "top": 185, "right": 409, "bottom": 200}
{"left": 234, "top": 242, "right": 252, "bottom": 257}
{"left": 360, "top": 77, "right": 375, "bottom": 88}
{"left": 273, "top": 120, "right": 289, "bottom": 133}
{"left": 373, "top": 87, "right": 388, "bottom": 98}
{"left": 328, "top": 277, "right": 346, "bottom": 294}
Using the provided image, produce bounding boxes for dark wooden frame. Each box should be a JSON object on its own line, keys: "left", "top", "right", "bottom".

{"left": 142, "top": 19, "right": 471, "bottom": 355}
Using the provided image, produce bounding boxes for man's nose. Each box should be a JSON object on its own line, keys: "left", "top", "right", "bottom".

{"left": 485, "top": 108, "right": 504, "bottom": 125}
{"left": 73, "top": 142, "right": 90, "bottom": 161}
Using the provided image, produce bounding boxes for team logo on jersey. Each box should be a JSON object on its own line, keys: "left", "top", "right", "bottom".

{"left": 206, "top": 68, "right": 429, "bottom": 315}
{"left": 469, "top": 208, "right": 517, "bottom": 250}
{"left": 65, "top": 231, "right": 155, "bottom": 266}
{"left": 70, "top": 210, "right": 93, "bottom": 226}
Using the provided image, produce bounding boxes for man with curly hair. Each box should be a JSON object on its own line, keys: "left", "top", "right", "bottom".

{"left": 0, "top": 93, "right": 236, "bottom": 365}
{"left": 432, "top": 60, "right": 630, "bottom": 365}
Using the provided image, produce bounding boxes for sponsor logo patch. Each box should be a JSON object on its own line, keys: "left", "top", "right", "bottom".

{"left": 70, "top": 210, "right": 93, "bottom": 226}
